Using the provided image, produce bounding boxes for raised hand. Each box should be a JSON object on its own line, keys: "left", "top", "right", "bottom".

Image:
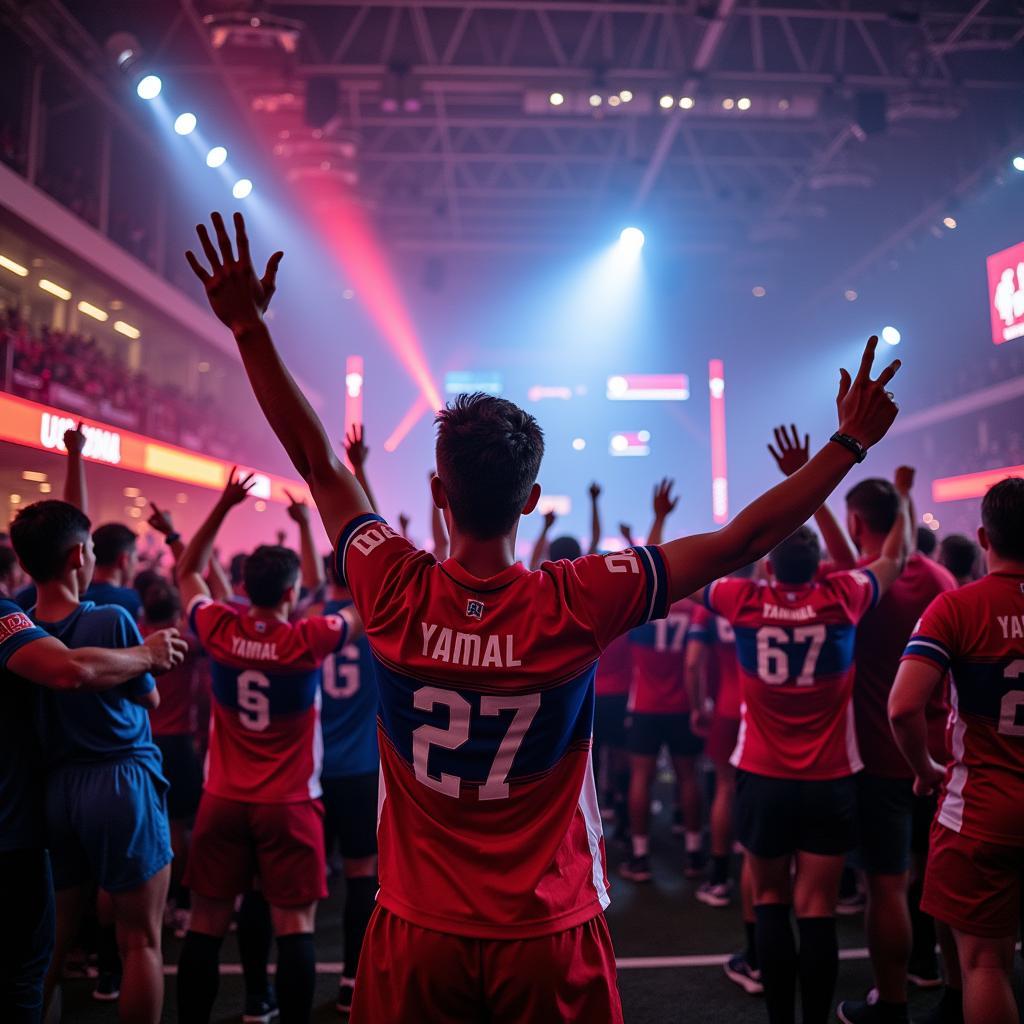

{"left": 836, "top": 336, "right": 901, "bottom": 448}
{"left": 284, "top": 489, "right": 311, "bottom": 525}
{"left": 63, "top": 421, "right": 87, "bottom": 455}
{"left": 652, "top": 478, "right": 679, "bottom": 519}
{"left": 894, "top": 465, "right": 915, "bottom": 496}
{"left": 768, "top": 424, "right": 810, "bottom": 478}
{"left": 147, "top": 503, "right": 175, "bottom": 536}
{"left": 543, "top": 509, "right": 557, "bottom": 530}
{"left": 185, "top": 212, "right": 283, "bottom": 333}
{"left": 619, "top": 523, "right": 634, "bottom": 544}
{"left": 589, "top": 482, "right": 601, "bottom": 501}
{"left": 144, "top": 628, "right": 189, "bottom": 673}
{"left": 399, "top": 513, "right": 411, "bottom": 537}
{"left": 345, "top": 424, "right": 369, "bottom": 471}
{"left": 221, "top": 467, "right": 257, "bottom": 508}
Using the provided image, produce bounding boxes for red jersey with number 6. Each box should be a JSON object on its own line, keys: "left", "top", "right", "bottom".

{"left": 704, "top": 571, "right": 879, "bottom": 780}
{"left": 901, "top": 572, "right": 1024, "bottom": 846}
{"left": 188, "top": 597, "right": 349, "bottom": 803}
{"left": 627, "top": 599, "right": 696, "bottom": 714}
{"left": 335, "top": 513, "right": 670, "bottom": 939}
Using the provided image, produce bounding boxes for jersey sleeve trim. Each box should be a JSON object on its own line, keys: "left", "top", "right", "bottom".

{"left": 862, "top": 568, "right": 880, "bottom": 609}
{"left": 0, "top": 609, "right": 48, "bottom": 668}
{"left": 636, "top": 545, "right": 670, "bottom": 625}
{"left": 703, "top": 580, "right": 719, "bottom": 613}
{"left": 335, "top": 512, "right": 387, "bottom": 588}
{"left": 901, "top": 635, "right": 951, "bottom": 670}
{"left": 187, "top": 594, "right": 213, "bottom": 638}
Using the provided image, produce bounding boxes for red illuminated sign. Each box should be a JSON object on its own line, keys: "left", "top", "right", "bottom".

{"left": 709, "top": 359, "right": 728, "bottom": 524}
{"left": 0, "top": 391, "right": 307, "bottom": 505}
{"left": 987, "top": 241, "right": 1024, "bottom": 345}
{"left": 932, "top": 463, "right": 1024, "bottom": 503}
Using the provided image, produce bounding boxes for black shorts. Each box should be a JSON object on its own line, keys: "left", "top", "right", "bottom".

{"left": 736, "top": 770, "right": 857, "bottom": 859}
{"left": 855, "top": 773, "right": 914, "bottom": 875}
{"left": 594, "top": 695, "right": 628, "bottom": 750}
{"left": 0, "top": 848, "right": 54, "bottom": 1019}
{"left": 322, "top": 772, "right": 378, "bottom": 860}
{"left": 155, "top": 734, "right": 202, "bottom": 822}
{"left": 625, "top": 712, "right": 704, "bottom": 758}
{"left": 911, "top": 791, "right": 938, "bottom": 857}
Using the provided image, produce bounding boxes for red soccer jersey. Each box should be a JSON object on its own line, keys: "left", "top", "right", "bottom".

{"left": 595, "top": 634, "right": 632, "bottom": 698}
{"left": 902, "top": 572, "right": 1024, "bottom": 847}
{"left": 689, "top": 605, "right": 742, "bottom": 719}
{"left": 335, "top": 513, "right": 670, "bottom": 939}
{"left": 627, "top": 599, "right": 696, "bottom": 714}
{"left": 144, "top": 626, "right": 202, "bottom": 737}
{"left": 853, "top": 553, "right": 956, "bottom": 777}
{"left": 188, "top": 598, "right": 348, "bottom": 803}
{"left": 705, "top": 570, "right": 878, "bottom": 780}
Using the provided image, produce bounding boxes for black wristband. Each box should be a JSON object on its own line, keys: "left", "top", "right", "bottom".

{"left": 830, "top": 432, "right": 867, "bottom": 463}
{"left": 164, "top": 532, "right": 181, "bottom": 546}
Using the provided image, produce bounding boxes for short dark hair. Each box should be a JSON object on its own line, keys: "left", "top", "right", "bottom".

{"left": 845, "top": 478, "right": 900, "bottom": 535}
{"left": 916, "top": 525, "right": 937, "bottom": 557}
{"left": 93, "top": 522, "right": 136, "bottom": 567}
{"left": 549, "top": 535, "right": 582, "bottom": 561}
{"left": 938, "top": 534, "right": 980, "bottom": 580}
{"left": 244, "top": 545, "right": 301, "bottom": 607}
{"left": 981, "top": 477, "right": 1024, "bottom": 561}
{"left": 133, "top": 568, "right": 163, "bottom": 597}
{"left": 230, "top": 552, "right": 247, "bottom": 586}
{"left": 142, "top": 578, "right": 182, "bottom": 624}
{"left": 10, "top": 500, "right": 92, "bottom": 583}
{"left": 769, "top": 525, "right": 821, "bottom": 585}
{"left": 435, "top": 393, "right": 544, "bottom": 539}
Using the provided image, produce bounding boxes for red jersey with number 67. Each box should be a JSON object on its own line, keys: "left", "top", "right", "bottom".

{"left": 188, "top": 597, "right": 349, "bottom": 803}
{"left": 704, "top": 570, "right": 879, "bottom": 780}
{"left": 335, "top": 513, "right": 670, "bottom": 939}
{"left": 627, "top": 600, "right": 696, "bottom": 714}
{"left": 901, "top": 572, "right": 1024, "bottom": 846}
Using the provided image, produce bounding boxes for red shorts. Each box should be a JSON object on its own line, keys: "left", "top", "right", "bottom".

{"left": 351, "top": 908, "right": 623, "bottom": 1024}
{"left": 921, "top": 821, "right": 1024, "bottom": 938}
{"left": 184, "top": 792, "right": 327, "bottom": 907}
{"left": 707, "top": 715, "right": 740, "bottom": 767}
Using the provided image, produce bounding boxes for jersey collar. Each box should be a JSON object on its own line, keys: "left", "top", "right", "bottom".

{"left": 439, "top": 558, "right": 529, "bottom": 594}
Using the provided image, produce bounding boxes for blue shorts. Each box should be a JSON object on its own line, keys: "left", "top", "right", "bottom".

{"left": 46, "top": 758, "right": 172, "bottom": 892}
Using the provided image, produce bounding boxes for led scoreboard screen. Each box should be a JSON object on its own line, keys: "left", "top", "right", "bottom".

{"left": 987, "top": 240, "right": 1024, "bottom": 345}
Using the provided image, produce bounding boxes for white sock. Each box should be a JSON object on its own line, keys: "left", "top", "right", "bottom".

{"left": 632, "top": 834, "right": 649, "bottom": 858}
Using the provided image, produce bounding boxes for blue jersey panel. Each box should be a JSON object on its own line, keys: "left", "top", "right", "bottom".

{"left": 733, "top": 622, "right": 856, "bottom": 682}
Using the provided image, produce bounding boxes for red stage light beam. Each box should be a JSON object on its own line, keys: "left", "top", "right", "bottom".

{"left": 708, "top": 359, "right": 728, "bottom": 524}
{"left": 300, "top": 180, "right": 441, "bottom": 411}
{"left": 384, "top": 394, "right": 431, "bottom": 453}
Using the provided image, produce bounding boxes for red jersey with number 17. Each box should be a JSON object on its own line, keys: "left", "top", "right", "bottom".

{"left": 188, "top": 597, "right": 349, "bottom": 803}
{"left": 627, "top": 599, "right": 696, "bottom": 714}
{"left": 336, "top": 513, "right": 670, "bottom": 939}
{"left": 902, "top": 572, "right": 1024, "bottom": 846}
{"left": 705, "top": 570, "right": 879, "bottom": 780}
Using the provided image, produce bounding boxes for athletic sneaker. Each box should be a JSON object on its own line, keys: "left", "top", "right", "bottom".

{"left": 837, "top": 999, "right": 909, "bottom": 1023}
{"left": 724, "top": 954, "right": 763, "bottom": 995}
{"left": 93, "top": 972, "right": 121, "bottom": 1001}
{"left": 243, "top": 990, "right": 280, "bottom": 1024}
{"left": 835, "top": 891, "right": 866, "bottom": 916}
{"left": 336, "top": 975, "right": 356, "bottom": 1016}
{"left": 908, "top": 953, "right": 944, "bottom": 989}
{"left": 620, "top": 854, "right": 652, "bottom": 882}
{"left": 695, "top": 880, "right": 732, "bottom": 907}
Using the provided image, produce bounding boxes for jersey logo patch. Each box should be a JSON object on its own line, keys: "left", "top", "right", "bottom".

{"left": 466, "top": 600, "right": 485, "bottom": 620}
{"left": 0, "top": 612, "right": 34, "bottom": 642}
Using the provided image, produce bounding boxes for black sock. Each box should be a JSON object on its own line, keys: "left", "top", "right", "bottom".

{"left": 908, "top": 876, "right": 936, "bottom": 966}
{"left": 796, "top": 916, "right": 839, "bottom": 1024}
{"left": 177, "top": 931, "right": 223, "bottom": 1023}
{"left": 343, "top": 876, "right": 377, "bottom": 979}
{"left": 711, "top": 855, "right": 730, "bottom": 886}
{"left": 756, "top": 904, "right": 797, "bottom": 1024}
{"left": 238, "top": 891, "right": 273, "bottom": 1001}
{"left": 172, "top": 880, "right": 190, "bottom": 909}
{"left": 275, "top": 932, "right": 316, "bottom": 1024}
{"left": 96, "top": 922, "right": 122, "bottom": 977}
{"left": 744, "top": 921, "right": 758, "bottom": 969}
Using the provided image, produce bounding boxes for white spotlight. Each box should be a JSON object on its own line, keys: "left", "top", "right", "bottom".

{"left": 549, "top": 92, "right": 565, "bottom": 107}
{"left": 942, "top": 216, "right": 957, "bottom": 229}
{"left": 737, "top": 96, "right": 752, "bottom": 110}
{"left": 589, "top": 94, "right": 603, "bottom": 107}
{"left": 206, "top": 146, "right": 228, "bottom": 168}
{"left": 881, "top": 325, "right": 901, "bottom": 345}
{"left": 1013, "top": 156, "right": 1024, "bottom": 172}
{"left": 572, "top": 438, "right": 586, "bottom": 451}
{"left": 174, "top": 112, "right": 197, "bottom": 135}
{"left": 136, "top": 74, "right": 162, "bottom": 100}
{"left": 679, "top": 96, "right": 695, "bottom": 109}
{"left": 232, "top": 178, "right": 253, "bottom": 199}
{"left": 659, "top": 94, "right": 675, "bottom": 110}
{"left": 618, "top": 227, "right": 645, "bottom": 251}
{"left": 618, "top": 90, "right": 633, "bottom": 103}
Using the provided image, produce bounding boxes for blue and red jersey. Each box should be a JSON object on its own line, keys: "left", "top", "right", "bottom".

{"left": 627, "top": 599, "right": 696, "bottom": 714}
{"left": 595, "top": 633, "right": 632, "bottom": 698}
{"left": 902, "top": 571, "right": 1024, "bottom": 846}
{"left": 188, "top": 597, "right": 348, "bottom": 803}
{"left": 336, "top": 513, "right": 670, "bottom": 939}
{"left": 688, "top": 605, "right": 742, "bottom": 719}
{"left": 705, "top": 570, "right": 879, "bottom": 780}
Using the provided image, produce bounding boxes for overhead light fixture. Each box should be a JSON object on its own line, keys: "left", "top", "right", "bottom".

{"left": 608, "top": 95, "right": 622, "bottom": 107}
{"left": 659, "top": 94, "right": 675, "bottom": 110}
{"left": 174, "top": 112, "right": 197, "bottom": 135}
{"left": 21, "top": 471, "right": 47, "bottom": 482}
{"left": 618, "top": 90, "right": 633, "bottom": 103}
{"left": 722, "top": 97, "right": 735, "bottom": 110}
{"left": 77, "top": 300, "right": 108, "bottom": 322}
{"left": 39, "top": 279, "right": 71, "bottom": 301}
{"left": 588, "top": 93, "right": 603, "bottom": 107}
{"left": 0, "top": 254, "right": 28, "bottom": 277}
{"left": 752, "top": 285, "right": 766, "bottom": 297}
{"left": 881, "top": 325, "right": 901, "bottom": 345}
{"left": 206, "top": 146, "right": 228, "bottom": 168}
{"left": 679, "top": 96, "right": 695, "bottom": 109}
{"left": 844, "top": 289, "right": 858, "bottom": 301}
{"left": 1012, "top": 155, "right": 1024, "bottom": 172}
{"left": 136, "top": 74, "right": 162, "bottom": 100}
{"left": 114, "top": 320, "right": 141, "bottom": 339}
{"left": 232, "top": 178, "right": 253, "bottom": 199}
{"left": 737, "top": 96, "right": 752, "bottom": 110}
{"left": 549, "top": 92, "right": 565, "bottom": 106}
{"left": 943, "top": 216, "right": 957, "bottom": 229}
{"left": 618, "top": 227, "right": 646, "bottom": 251}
